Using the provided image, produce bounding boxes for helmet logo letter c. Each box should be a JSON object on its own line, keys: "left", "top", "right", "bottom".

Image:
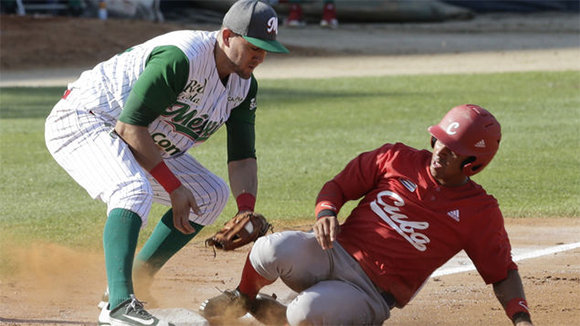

{"left": 446, "top": 122, "right": 460, "bottom": 135}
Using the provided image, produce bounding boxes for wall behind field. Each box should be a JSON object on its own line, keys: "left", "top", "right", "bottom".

{"left": 441, "top": 0, "right": 580, "bottom": 13}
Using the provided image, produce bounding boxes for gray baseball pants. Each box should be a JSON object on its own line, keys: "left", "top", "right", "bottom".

{"left": 250, "top": 231, "right": 391, "bottom": 326}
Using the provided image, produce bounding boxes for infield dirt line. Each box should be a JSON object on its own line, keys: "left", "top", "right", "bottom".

{"left": 1, "top": 48, "right": 578, "bottom": 87}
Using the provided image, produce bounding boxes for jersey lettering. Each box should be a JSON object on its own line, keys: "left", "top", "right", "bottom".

{"left": 228, "top": 96, "right": 245, "bottom": 102}
{"left": 161, "top": 102, "right": 223, "bottom": 142}
{"left": 182, "top": 78, "right": 207, "bottom": 104}
{"left": 152, "top": 132, "right": 182, "bottom": 156}
{"left": 370, "top": 190, "right": 430, "bottom": 251}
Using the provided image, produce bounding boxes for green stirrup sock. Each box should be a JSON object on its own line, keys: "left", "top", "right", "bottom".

{"left": 134, "top": 209, "right": 203, "bottom": 281}
{"left": 104, "top": 208, "right": 142, "bottom": 310}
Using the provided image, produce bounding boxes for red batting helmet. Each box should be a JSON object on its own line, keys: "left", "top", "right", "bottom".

{"left": 428, "top": 104, "right": 501, "bottom": 176}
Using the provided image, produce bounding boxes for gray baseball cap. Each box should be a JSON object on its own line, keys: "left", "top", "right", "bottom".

{"left": 223, "top": 0, "right": 289, "bottom": 53}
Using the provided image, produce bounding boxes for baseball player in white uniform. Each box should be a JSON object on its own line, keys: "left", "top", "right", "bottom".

{"left": 44, "top": 1, "right": 288, "bottom": 325}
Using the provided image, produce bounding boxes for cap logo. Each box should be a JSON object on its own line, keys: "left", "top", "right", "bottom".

{"left": 475, "top": 139, "right": 486, "bottom": 148}
{"left": 267, "top": 16, "right": 279, "bottom": 35}
{"left": 446, "top": 122, "right": 460, "bottom": 135}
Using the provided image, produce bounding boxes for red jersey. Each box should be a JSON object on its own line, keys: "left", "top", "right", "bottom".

{"left": 317, "top": 143, "right": 516, "bottom": 307}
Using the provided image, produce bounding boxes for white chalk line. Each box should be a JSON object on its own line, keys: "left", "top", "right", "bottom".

{"left": 431, "top": 241, "right": 580, "bottom": 278}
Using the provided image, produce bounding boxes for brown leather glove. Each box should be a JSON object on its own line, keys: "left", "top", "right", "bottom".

{"left": 205, "top": 212, "right": 272, "bottom": 251}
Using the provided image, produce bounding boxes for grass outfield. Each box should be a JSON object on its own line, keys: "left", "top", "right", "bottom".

{"left": 0, "top": 71, "right": 578, "bottom": 248}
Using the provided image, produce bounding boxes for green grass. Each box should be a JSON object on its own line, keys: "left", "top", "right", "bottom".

{"left": 1, "top": 71, "right": 579, "bottom": 249}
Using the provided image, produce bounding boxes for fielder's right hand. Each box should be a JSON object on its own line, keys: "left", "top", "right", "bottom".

{"left": 169, "top": 185, "right": 200, "bottom": 234}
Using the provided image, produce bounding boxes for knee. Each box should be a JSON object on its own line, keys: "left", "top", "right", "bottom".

{"left": 286, "top": 293, "right": 321, "bottom": 326}
{"left": 107, "top": 178, "right": 153, "bottom": 225}
{"left": 248, "top": 233, "right": 288, "bottom": 280}
{"left": 252, "top": 231, "right": 305, "bottom": 262}
{"left": 249, "top": 231, "right": 311, "bottom": 280}
{"left": 286, "top": 288, "right": 387, "bottom": 326}
{"left": 197, "top": 177, "right": 229, "bottom": 224}
{"left": 249, "top": 235, "right": 277, "bottom": 268}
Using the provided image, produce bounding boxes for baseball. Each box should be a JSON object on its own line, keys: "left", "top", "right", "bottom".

{"left": 244, "top": 222, "right": 254, "bottom": 234}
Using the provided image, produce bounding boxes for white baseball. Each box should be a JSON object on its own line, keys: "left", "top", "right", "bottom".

{"left": 244, "top": 222, "right": 254, "bottom": 234}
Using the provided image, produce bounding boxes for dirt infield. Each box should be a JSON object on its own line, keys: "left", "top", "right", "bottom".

{"left": 1, "top": 218, "right": 579, "bottom": 325}
{"left": 1, "top": 12, "right": 579, "bottom": 326}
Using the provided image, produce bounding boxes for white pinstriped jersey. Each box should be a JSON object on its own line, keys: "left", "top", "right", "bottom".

{"left": 68, "top": 30, "right": 254, "bottom": 158}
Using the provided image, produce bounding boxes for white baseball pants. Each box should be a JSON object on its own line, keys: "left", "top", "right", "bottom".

{"left": 45, "top": 97, "right": 228, "bottom": 227}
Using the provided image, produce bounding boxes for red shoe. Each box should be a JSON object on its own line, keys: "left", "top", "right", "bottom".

{"left": 285, "top": 3, "right": 305, "bottom": 27}
{"left": 320, "top": 2, "right": 338, "bottom": 28}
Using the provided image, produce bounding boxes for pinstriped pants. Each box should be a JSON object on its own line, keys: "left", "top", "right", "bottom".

{"left": 45, "top": 98, "right": 229, "bottom": 227}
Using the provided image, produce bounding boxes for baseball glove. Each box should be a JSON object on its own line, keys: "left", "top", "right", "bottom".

{"left": 205, "top": 212, "right": 272, "bottom": 252}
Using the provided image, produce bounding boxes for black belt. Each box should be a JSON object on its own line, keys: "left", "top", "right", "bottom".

{"left": 380, "top": 291, "right": 397, "bottom": 309}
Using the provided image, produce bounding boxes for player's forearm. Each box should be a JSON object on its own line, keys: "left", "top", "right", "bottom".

{"left": 493, "top": 269, "right": 533, "bottom": 325}
{"left": 228, "top": 158, "right": 258, "bottom": 198}
{"left": 315, "top": 180, "right": 346, "bottom": 215}
{"left": 114, "top": 121, "right": 163, "bottom": 171}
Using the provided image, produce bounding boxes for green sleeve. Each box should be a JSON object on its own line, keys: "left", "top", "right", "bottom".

{"left": 226, "top": 75, "right": 258, "bottom": 162}
{"left": 119, "top": 45, "right": 189, "bottom": 126}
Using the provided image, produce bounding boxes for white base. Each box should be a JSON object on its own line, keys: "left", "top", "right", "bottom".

{"left": 149, "top": 308, "right": 209, "bottom": 326}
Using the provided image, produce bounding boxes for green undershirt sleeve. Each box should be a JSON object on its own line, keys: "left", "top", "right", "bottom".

{"left": 226, "top": 75, "right": 258, "bottom": 162}
{"left": 119, "top": 45, "right": 189, "bottom": 126}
